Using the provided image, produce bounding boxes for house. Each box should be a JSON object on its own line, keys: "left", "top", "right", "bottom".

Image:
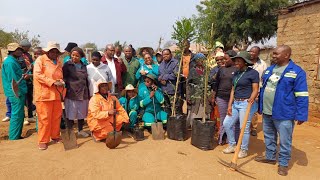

{"left": 277, "top": 0, "right": 320, "bottom": 118}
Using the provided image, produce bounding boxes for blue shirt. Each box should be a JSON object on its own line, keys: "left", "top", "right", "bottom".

{"left": 232, "top": 67, "right": 259, "bottom": 99}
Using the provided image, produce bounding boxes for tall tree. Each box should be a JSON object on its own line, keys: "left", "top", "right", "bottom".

{"left": 0, "top": 29, "right": 14, "bottom": 47}
{"left": 11, "top": 29, "right": 41, "bottom": 48}
{"left": 194, "top": 0, "right": 291, "bottom": 49}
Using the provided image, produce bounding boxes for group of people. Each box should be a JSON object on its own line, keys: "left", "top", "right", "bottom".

{"left": 1, "top": 39, "right": 308, "bottom": 176}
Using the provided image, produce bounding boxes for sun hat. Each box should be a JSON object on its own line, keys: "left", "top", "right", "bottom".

{"left": 144, "top": 73, "right": 157, "bottom": 81}
{"left": 64, "top": 42, "right": 78, "bottom": 52}
{"left": 121, "top": 84, "right": 138, "bottom": 97}
{"left": 231, "top": 51, "right": 254, "bottom": 65}
{"left": 43, "top": 41, "right": 64, "bottom": 53}
{"left": 225, "top": 50, "right": 237, "bottom": 57}
{"left": 7, "top": 43, "right": 23, "bottom": 52}
{"left": 139, "top": 47, "right": 154, "bottom": 56}
{"left": 94, "top": 79, "right": 113, "bottom": 94}
{"left": 215, "top": 51, "right": 225, "bottom": 57}
{"left": 214, "top": 41, "right": 224, "bottom": 49}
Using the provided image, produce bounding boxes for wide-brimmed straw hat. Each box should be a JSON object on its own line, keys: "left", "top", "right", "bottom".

{"left": 7, "top": 43, "right": 23, "bottom": 52}
{"left": 95, "top": 79, "right": 113, "bottom": 93}
{"left": 43, "top": 41, "right": 64, "bottom": 53}
{"left": 139, "top": 47, "right": 154, "bottom": 56}
{"left": 121, "top": 84, "right": 138, "bottom": 97}
{"left": 231, "top": 51, "right": 254, "bottom": 65}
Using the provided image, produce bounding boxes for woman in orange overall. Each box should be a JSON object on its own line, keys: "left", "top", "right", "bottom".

{"left": 87, "top": 80, "right": 129, "bottom": 141}
{"left": 33, "top": 41, "right": 65, "bottom": 150}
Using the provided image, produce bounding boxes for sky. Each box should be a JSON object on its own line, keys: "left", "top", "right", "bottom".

{"left": 0, "top": 0, "right": 201, "bottom": 50}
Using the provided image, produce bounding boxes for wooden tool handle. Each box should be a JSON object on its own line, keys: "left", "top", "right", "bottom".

{"left": 113, "top": 99, "right": 117, "bottom": 131}
{"left": 231, "top": 103, "right": 252, "bottom": 164}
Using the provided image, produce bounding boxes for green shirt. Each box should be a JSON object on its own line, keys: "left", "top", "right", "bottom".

{"left": 263, "top": 64, "right": 288, "bottom": 115}
{"left": 122, "top": 57, "right": 140, "bottom": 87}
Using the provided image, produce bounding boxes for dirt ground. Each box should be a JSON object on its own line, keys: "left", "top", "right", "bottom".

{"left": 0, "top": 78, "right": 320, "bottom": 179}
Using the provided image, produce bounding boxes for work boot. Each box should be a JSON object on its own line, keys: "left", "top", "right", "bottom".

{"left": 238, "top": 149, "right": 248, "bottom": 159}
{"left": 2, "top": 117, "right": 10, "bottom": 122}
{"left": 254, "top": 155, "right": 277, "bottom": 165}
{"left": 251, "top": 130, "right": 257, "bottom": 136}
{"left": 223, "top": 145, "right": 236, "bottom": 154}
{"left": 278, "top": 165, "right": 288, "bottom": 176}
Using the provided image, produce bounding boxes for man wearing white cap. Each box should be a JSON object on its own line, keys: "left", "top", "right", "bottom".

{"left": 1, "top": 43, "right": 28, "bottom": 140}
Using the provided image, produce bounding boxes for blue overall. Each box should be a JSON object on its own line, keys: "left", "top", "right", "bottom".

{"left": 119, "top": 96, "right": 139, "bottom": 128}
{"left": 1, "top": 55, "right": 27, "bottom": 140}
{"left": 138, "top": 83, "right": 167, "bottom": 126}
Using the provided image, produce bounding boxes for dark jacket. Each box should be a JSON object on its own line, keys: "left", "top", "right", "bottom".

{"left": 101, "top": 56, "right": 127, "bottom": 91}
{"left": 63, "top": 60, "right": 89, "bottom": 100}
{"left": 158, "top": 58, "right": 179, "bottom": 95}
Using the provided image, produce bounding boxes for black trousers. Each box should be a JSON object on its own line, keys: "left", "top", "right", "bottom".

{"left": 25, "top": 84, "right": 35, "bottom": 118}
{"left": 67, "top": 119, "right": 85, "bottom": 131}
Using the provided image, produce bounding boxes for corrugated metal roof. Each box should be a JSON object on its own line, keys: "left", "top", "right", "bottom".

{"left": 279, "top": 0, "right": 320, "bottom": 14}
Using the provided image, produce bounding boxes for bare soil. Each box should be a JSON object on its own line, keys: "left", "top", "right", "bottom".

{"left": 0, "top": 77, "right": 320, "bottom": 179}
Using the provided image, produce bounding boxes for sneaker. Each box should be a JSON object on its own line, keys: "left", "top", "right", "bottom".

{"left": 278, "top": 165, "right": 288, "bottom": 176}
{"left": 24, "top": 120, "right": 30, "bottom": 125}
{"left": 2, "top": 117, "right": 10, "bottom": 122}
{"left": 238, "top": 149, "right": 248, "bottom": 159}
{"left": 223, "top": 145, "right": 236, "bottom": 154}
{"left": 78, "top": 130, "right": 89, "bottom": 138}
{"left": 38, "top": 143, "right": 48, "bottom": 150}
{"left": 27, "top": 117, "right": 36, "bottom": 123}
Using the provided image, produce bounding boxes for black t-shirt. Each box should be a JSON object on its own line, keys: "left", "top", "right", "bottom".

{"left": 232, "top": 67, "right": 259, "bottom": 99}
{"left": 215, "top": 66, "right": 238, "bottom": 100}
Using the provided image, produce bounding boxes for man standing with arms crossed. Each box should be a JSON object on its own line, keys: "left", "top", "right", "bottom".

{"left": 255, "top": 45, "right": 308, "bottom": 176}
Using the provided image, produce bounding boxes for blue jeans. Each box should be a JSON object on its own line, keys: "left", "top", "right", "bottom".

{"left": 6, "top": 97, "right": 12, "bottom": 118}
{"left": 263, "top": 114, "right": 294, "bottom": 167}
{"left": 223, "top": 100, "right": 257, "bottom": 150}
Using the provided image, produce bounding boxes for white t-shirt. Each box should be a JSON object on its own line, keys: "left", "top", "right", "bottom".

{"left": 106, "top": 58, "right": 117, "bottom": 85}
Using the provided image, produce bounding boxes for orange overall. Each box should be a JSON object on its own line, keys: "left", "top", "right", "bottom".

{"left": 87, "top": 93, "right": 129, "bottom": 141}
{"left": 33, "top": 55, "right": 64, "bottom": 144}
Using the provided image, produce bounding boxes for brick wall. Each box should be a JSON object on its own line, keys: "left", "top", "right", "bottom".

{"left": 277, "top": 2, "right": 320, "bottom": 117}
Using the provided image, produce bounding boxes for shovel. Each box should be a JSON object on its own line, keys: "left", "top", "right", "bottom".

{"left": 151, "top": 96, "right": 165, "bottom": 140}
{"left": 56, "top": 86, "right": 78, "bottom": 151}
{"left": 12, "top": 68, "right": 31, "bottom": 97}
{"left": 218, "top": 103, "right": 255, "bottom": 179}
{"left": 106, "top": 98, "right": 122, "bottom": 149}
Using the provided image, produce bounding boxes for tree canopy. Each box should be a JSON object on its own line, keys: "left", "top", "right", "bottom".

{"left": 193, "top": 0, "right": 292, "bottom": 50}
{"left": 0, "top": 28, "right": 41, "bottom": 48}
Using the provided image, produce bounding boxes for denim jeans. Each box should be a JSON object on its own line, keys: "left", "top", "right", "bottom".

{"left": 6, "top": 97, "right": 11, "bottom": 118}
{"left": 223, "top": 100, "right": 257, "bottom": 150}
{"left": 263, "top": 114, "right": 294, "bottom": 167}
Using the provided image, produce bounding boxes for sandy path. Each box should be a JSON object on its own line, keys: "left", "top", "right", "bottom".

{"left": 0, "top": 123, "right": 319, "bottom": 180}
